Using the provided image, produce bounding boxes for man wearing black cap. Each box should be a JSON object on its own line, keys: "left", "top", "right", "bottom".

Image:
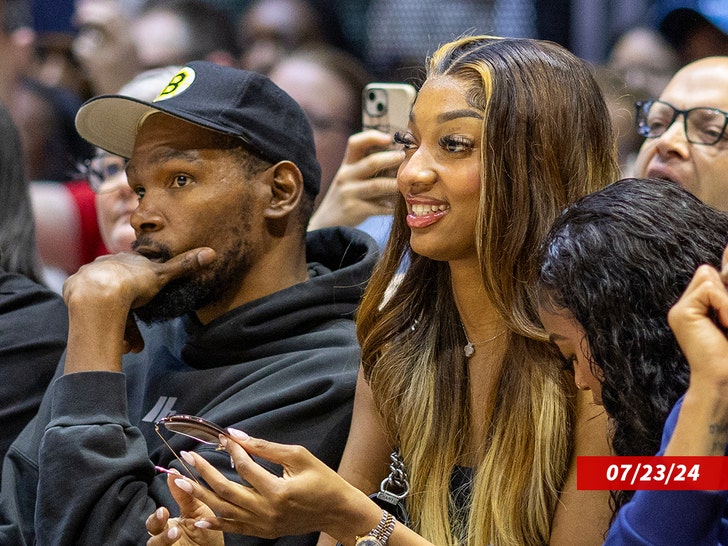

{"left": 0, "top": 62, "right": 378, "bottom": 545}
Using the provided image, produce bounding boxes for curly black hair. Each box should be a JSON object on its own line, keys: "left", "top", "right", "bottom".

{"left": 537, "top": 177, "right": 728, "bottom": 515}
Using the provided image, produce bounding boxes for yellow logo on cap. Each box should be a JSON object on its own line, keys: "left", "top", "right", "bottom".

{"left": 154, "top": 67, "right": 195, "bottom": 102}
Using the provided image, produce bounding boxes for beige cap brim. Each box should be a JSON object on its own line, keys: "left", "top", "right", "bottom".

{"left": 75, "top": 95, "right": 161, "bottom": 159}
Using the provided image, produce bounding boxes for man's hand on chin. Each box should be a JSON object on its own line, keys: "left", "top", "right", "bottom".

{"left": 62, "top": 248, "right": 216, "bottom": 374}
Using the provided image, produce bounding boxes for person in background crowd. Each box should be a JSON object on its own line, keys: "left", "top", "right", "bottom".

{"left": 654, "top": 0, "right": 728, "bottom": 65}
{"left": 267, "top": 46, "right": 369, "bottom": 210}
{"left": 238, "top": 0, "right": 335, "bottom": 74}
{"left": 600, "top": 25, "right": 680, "bottom": 176}
{"left": 12, "top": 77, "right": 93, "bottom": 181}
{"left": 84, "top": 65, "right": 181, "bottom": 254}
{"left": 592, "top": 66, "right": 646, "bottom": 177}
{"left": 0, "top": 0, "right": 99, "bottom": 286}
{"left": 267, "top": 45, "right": 399, "bottom": 247}
{"left": 72, "top": 0, "right": 143, "bottom": 96}
{"left": 132, "top": 0, "right": 239, "bottom": 70}
{"left": 606, "top": 26, "right": 679, "bottom": 100}
{"left": 0, "top": 97, "right": 68, "bottom": 467}
{"left": 0, "top": 95, "right": 44, "bottom": 285}
{"left": 632, "top": 56, "right": 728, "bottom": 212}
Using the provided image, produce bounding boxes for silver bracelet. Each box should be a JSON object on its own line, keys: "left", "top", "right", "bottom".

{"left": 355, "top": 510, "right": 396, "bottom": 546}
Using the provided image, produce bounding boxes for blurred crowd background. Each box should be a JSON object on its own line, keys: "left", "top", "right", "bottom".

{"left": 1, "top": 0, "right": 727, "bottom": 290}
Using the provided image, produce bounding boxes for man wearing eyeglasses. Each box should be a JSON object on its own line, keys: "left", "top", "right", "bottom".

{"left": 0, "top": 62, "right": 378, "bottom": 545}
{"left": 633, "top": 55, "right": 728, "bottom": 212}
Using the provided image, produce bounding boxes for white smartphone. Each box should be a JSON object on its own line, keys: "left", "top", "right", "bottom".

{"left": 362, "top": 83, "right": 417, "bottom": 137}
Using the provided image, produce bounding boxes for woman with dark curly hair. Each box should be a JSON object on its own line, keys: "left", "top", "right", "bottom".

{"left": 537, "top": 177, "right": 728, "bottom": 544}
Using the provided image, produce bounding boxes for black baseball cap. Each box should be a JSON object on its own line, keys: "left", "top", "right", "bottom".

{"left": 75, "top": 61, "right": 321, "bottom": 196}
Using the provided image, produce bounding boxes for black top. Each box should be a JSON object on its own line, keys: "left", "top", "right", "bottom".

{"left": 450, "top": 465, "right": 474, "bottom": 540}
{"left": 0, "top": 270, "right": 67, "bottom": 466}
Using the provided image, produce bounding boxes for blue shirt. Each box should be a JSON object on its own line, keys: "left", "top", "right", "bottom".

{"left": 605, "top": 396, "right": 728, "bottom": 545}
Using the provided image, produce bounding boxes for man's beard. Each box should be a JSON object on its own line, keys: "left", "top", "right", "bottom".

{"left": 133, "top": 272, "right": 223, "bottom": 324}
{"left": 132, "top": 237, "right": 251, "bottom": 325}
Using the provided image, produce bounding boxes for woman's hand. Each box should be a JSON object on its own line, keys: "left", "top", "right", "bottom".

{"left": 145, "top": 472, "right": 224, "bottom": 546}
{"left": 165, "top": 430, "right": 383, "bottom": 544}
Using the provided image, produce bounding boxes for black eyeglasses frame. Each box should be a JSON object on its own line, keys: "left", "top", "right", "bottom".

{"left": 635, "top": 99, "right": 728, "bottom": 146}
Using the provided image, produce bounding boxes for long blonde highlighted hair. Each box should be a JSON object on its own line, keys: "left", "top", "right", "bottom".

{"left": 357, "top": 36, "right": 618, "bottom": 545}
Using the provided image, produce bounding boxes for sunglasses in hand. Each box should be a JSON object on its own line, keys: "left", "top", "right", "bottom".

{"left": 154, "top": 414, "right": 233, "bottom": 482}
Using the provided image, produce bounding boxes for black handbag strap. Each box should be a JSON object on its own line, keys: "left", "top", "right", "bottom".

{"left": 371, "top": 451, "right": 409, "bottom": 525}
{"left": 335, "top": 451, "right": 410, "bottom": 546}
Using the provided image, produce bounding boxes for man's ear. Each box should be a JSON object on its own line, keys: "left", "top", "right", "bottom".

{"left": 264, "top": 161, "right": 303, "bottom": 219}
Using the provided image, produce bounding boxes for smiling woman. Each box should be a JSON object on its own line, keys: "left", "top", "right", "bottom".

{"left": 393, "top": 76, "right": 483, "bottom": 260}
{"left": 353, "top": 35, "right": 618, "bottom": 546}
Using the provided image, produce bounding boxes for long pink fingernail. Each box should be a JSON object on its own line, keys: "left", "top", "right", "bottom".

{"left": 174, "top": 478, "right": 194, "bottom": 493}
{"left": 195, "top": 520, "right": 212, "bottom": 529}
{"left": 156, "top": 507, "right": 165, "bottom": 520}
{"left": 180, "top": 451, "right": 196, "bottom": 466}
{"left": 226, "top": 428, "right": 249, "bottom": 440}
{"left": 168, "top": 526, "right": 179, "bottom": 539}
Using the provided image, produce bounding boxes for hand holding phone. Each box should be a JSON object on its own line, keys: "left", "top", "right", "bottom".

{"left": 307, "top": 83, "right": 415, "bottom": 231}
{"left": 307, "top": 131, "right": 402, "bottom": 231}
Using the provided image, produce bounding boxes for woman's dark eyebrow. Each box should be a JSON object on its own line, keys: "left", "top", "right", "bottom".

{"left": 549, "top": 333, "right": 566, "bottom": 343}
{"left": 409, "top": 108, "right": 484, "bottom": 124}
{"left": 437, "top": 109, "right": 484, "bottom": 123}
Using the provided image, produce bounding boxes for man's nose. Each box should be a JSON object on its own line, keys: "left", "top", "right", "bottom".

{"left": 130, "top": 192, "right": 163, "bottom": 234}
{"left": 653, "top": 116, "right": 690, "bottom": 159}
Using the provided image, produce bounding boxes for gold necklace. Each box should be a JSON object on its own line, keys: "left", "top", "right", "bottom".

{"left": 461, "top": 323, "right": 506, "bottom": 358}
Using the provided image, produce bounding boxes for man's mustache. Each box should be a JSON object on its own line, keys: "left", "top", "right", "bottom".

{"left": 131, "top": 237, "right": 174, "bottom": 262}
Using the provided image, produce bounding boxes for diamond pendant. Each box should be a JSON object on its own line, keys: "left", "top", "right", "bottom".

{"left": 464, "top": 342, "right": 475, "bottom": 358}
